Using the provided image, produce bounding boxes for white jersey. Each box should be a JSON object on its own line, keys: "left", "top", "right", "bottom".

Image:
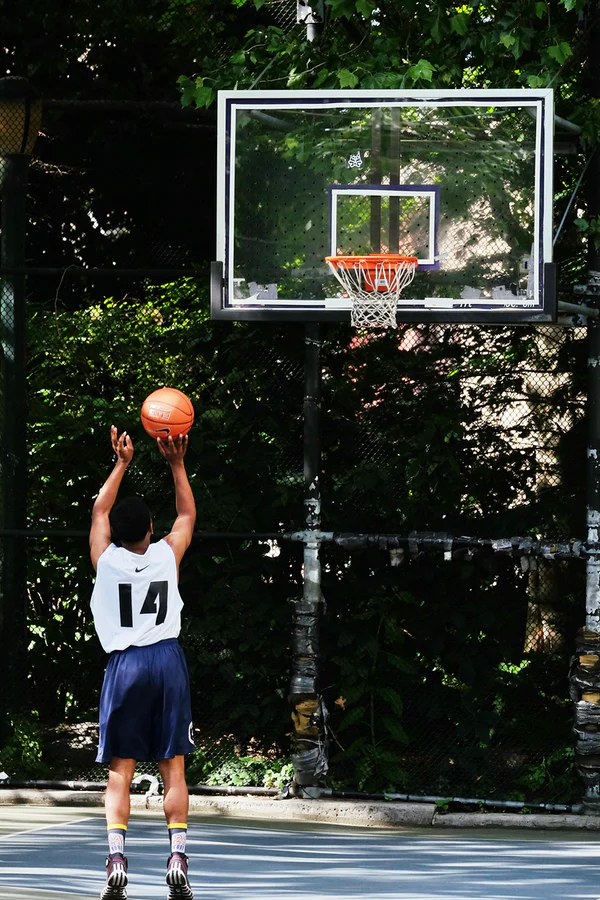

{"left": 91, "top": 539, "right": 183, "bottom": 653}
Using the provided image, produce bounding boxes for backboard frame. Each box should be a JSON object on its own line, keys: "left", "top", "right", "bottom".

{"left": 212, "top": 88, "right": 556, "bottom": 324}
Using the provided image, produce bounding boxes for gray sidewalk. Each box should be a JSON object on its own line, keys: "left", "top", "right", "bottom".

{"left": 1, "top": 789, "right": 600, "bottom": 831}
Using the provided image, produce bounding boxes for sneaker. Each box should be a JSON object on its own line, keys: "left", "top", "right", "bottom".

{"left": 166, "top": 852, "right": 194, "bottom": 899}
{"left": 100, "top": 853, "right": 128, "bottom": 899}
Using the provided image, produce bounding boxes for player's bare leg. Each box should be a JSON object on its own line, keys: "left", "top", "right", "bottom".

{"left": 101, "top": 757, "right": 135, "bottom": 899}
{"left": 159, "top": 755, "right": 193, "bottom": 900}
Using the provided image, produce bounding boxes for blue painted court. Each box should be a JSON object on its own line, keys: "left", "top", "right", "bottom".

{"left": 1, "top": 807, "right": 600, "bottom": 899}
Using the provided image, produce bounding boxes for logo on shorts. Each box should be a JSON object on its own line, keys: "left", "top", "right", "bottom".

{"left": 188, "top": 722, "right": 194, "bottom": 745}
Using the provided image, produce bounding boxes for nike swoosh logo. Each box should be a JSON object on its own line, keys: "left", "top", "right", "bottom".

{"left": 135, "top": 565, "right": 150, "bottom": 573}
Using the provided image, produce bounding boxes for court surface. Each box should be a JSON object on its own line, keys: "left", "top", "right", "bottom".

{"left": 1, "top": 806, "right": 600, "bottom": 899}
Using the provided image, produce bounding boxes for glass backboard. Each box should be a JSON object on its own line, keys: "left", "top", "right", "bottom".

{"left": 212, "top": 89, "right": 555, "bottom": 323}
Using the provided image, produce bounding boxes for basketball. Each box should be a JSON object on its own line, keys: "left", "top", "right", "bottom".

{"left": 140, "top": 387, "right": 194, "bottom": 439}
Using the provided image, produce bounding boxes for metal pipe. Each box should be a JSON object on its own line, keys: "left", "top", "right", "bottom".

{"left": 554, "top": 114, "right": 583, "bottom": 135}
{"left": 288, "top": 324, "right": 328, "bottom": 793}
{"left": 329, "top": 789, "right": 578, "bottom": 813}
{"left": 559, "top": 300, "right": 600, "bottom": 319}
{"left": 0, "top": 778, "right": 580, "bottom": 812}
{"left": 188, "top": 784, "right": 279, "bottom": 796}
{"left": 297, "top": 0, "right": 324, "bottom": 42}
{"left": 0, "top": 266, "right": 196, "bottom": 277}
{"left": 389, "top": 107, "right": 400, "bottom": 251}
{"left": 554, "top": 155, "right": 594, "bottom": 248}
{"left": 0, "top": 528, "right": 597, "bottom": 560}
{"left": 0, "top": 780, "right": 118, "bottom": 791}
{"left": 370, "top": 110, "right": 382, "bottom": 252}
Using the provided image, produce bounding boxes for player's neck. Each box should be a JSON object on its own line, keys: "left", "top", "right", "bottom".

{"left": 122, "top": 539, "right": 150, "bottom": 555}
{"left": 121, "top": 530, "right": 153, "bottom": 555}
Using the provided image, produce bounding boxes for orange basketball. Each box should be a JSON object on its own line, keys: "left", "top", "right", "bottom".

{"left": 140, "top": 387, "right": 194, "bottom": 439}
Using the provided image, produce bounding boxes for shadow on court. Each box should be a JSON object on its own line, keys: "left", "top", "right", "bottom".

{"left": 1, "top": 807, "right": 600, "bottom": 899}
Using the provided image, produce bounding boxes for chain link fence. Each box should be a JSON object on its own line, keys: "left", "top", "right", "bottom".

{"left": 8, "top": 291, "right": 585, "bottom": 805}
{"left": 0, "top": 64, "right": 590, "bottom": 805}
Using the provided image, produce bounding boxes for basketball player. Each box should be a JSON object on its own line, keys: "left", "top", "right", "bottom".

{"left": 90, "top": 426, "right": 196, "bottom": 900}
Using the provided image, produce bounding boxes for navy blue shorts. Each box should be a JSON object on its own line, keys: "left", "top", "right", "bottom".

{"left": 96, "top": 638, "right": 194, "bottom": 764}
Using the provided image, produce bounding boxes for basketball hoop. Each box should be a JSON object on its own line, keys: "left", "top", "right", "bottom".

{"left": 326, "top": 254, "right": 418, "bottom": 329}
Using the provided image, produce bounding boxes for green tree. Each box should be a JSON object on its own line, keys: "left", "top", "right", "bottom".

{"left": 179, "top": 0, "right": 595, "bottom": 119}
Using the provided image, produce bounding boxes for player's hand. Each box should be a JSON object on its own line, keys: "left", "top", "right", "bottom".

{"left": 156, "top": 434, "right": 188, "bottom": 464}
{"left": 110, "top": 425, "right": 134, "bottom": 466}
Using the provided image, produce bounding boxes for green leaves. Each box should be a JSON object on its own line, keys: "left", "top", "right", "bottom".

{"left": 325, "top": 0, "right": 357, "bottom": 18}
{"left": 498, "top": 27, "right": 535, "bottom": 60}
{"left": 526, "top": 74, "right": 548, "bottom": 88}
{"left": 406, "top": 58, "right": 435, "bottom": 84}
{"left": 574, "top": 216, "right": 600, "bottom": 249}
{"left": 172, "top": 0, "right": 590, "bottom": 101}
{"left": 176, "top": 74, "right": 197, "bottom": 108}
{"left": 336, "top": 704, "right": 368, "bottom": 732}
{"left": 326, "top": 0, "right": 376, "bottom": 18}
{"left": 449, "top": 12, "right": 470, "bottom": 36}
{"left": 336, "top": 68, "right": 359, "bottom": 88}
{"left": 0, "top": 714, "right": 49, "bottom": 778}
{"left": 195, "top": 755, "right": 293, "bottom": 787}
{"left": 177, "top": 75, "right": 215, "bottom": 109}
{"left": 356, "top": 0, "right": 377, "bottom": 16}
{"left": 547, "top": 41, "right": 573, "bottom": 64}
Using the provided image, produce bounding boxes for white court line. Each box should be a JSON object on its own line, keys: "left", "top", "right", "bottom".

{"left": 0, "top": 814, "right": 98, "bottom": 840}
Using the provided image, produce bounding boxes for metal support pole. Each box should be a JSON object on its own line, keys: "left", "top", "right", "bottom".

{"left": 573, "top": 3, "right": 600, "bottom": 812}
{"left": 288, "top": 324, "right": 328, "bottom": 796}
{"left": 297, "top": 0, "right": 324, "bottom": 41}
{"left": 0, "top": 153, "right": 29, "bottom": 743}
{"left": 587, "top": 280, "right": 600, "bottom": 633}
{"left": 389, "top": 107, "right": 400, "bottom": 252}
{"left": 370, "top": 110, "right": 382, "bottom": 253}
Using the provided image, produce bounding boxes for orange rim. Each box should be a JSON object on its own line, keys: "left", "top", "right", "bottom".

{"left": 326, "top": 253, "right": 418, "bottom": 272}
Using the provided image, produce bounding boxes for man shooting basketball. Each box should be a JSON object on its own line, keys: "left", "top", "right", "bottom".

{"left": 90, "top": 426, "right": 196, "bottom": 900}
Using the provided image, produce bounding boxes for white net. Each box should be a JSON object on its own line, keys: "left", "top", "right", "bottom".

{"left": 326, "top": 256, "right": 418, "bottom": 329}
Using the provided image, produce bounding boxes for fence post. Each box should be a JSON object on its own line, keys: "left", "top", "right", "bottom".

{"left": 0, "top": 155, "right": 29, "bottom": 744}
{"left": 288, "top": 323, "right": 328, "bottom": 796}
{"left": 573, "top": 5, "right": 600, "bottom": 812}
{"left": 0, "top": 79, "right": 40, "bottom": 745}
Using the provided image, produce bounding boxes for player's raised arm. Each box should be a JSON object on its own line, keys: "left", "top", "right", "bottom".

{"left": 90, "top": 427, "right": 134, "bottom": 570}
{"left": 157, "top": 435, "right": 196, "bottom": 567}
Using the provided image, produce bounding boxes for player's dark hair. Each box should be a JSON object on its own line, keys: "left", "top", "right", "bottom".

{"left": 109, "top": 496, "right": 152, "bottom": 545}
